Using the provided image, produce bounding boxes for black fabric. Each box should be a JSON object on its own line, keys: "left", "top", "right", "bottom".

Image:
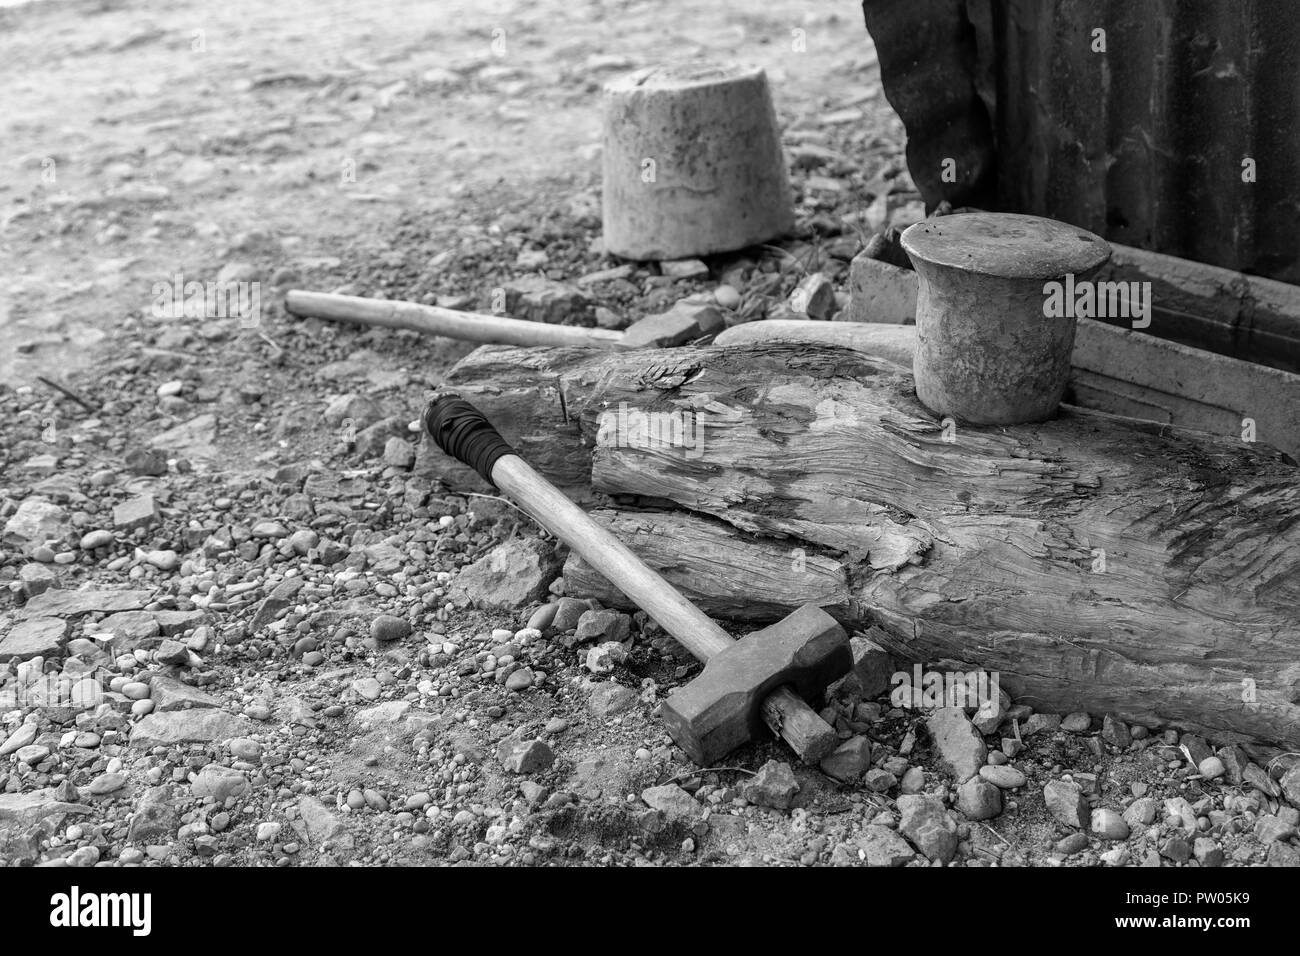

{"left": 423, "top": 395, "right": 517, "bottom": 486}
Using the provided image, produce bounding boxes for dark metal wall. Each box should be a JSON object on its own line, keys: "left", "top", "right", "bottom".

{"left": 864, "top": 0, "right": 1300, "bottom": 284}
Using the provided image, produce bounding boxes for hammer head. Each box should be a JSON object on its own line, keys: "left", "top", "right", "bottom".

{"left": 661, "top": 604, "right": 851, "bottom": 766}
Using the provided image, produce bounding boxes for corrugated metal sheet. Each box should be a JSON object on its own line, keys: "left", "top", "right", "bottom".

{"left": 863, "top": 0, "right": 1300, "bottom": 285}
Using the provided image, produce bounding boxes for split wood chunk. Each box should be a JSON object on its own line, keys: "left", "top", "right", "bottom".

{"left": 902, "top": 213, "right": 1110, "bottom": 425}
{"left": 442, "top": 342, "right": 1300, "bottom": 754}
{"left": 601, "top": 63, "right": 794, "bottom": 260}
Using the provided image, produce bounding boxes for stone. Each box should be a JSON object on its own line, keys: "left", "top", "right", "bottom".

{"left": 125, "top": 447, "right": 168, "bottom": 476}
{"left": 24, "top": 588, "right": 152, "bottom": 617}
{"left": 154, "top": 639, "right": 189, "bottom": 665}
{"left": 830, "top": 632, "right": 894, "bottom": 702}
{"left": 3, "top": 498, "right": 68, "bottom": 544}
{"left": 899, "top": 766, "right": 925, "bottom": 794}
{"left": 0, "top": 789, "right": 92, "bottom": 856}
{"left": 790, "top": 272, "right": 838, "bottom": 320}
{"left": 1043, "top": 780, "right": 1088, "bottom": 828}
{"left": 129, "top": 710, "right": 250, "bottom": 747}
{"left": 978, "top": 764, "right": 1026, "bottom": 789}
{"left": 382, "top": 436, "right": 416, "bottom": 468}
{"left": 322, "top": 393, "right": 385, "bottom": 429}
{"left": 370, "top": 615, "right": 411, "bottom": 643}
{"left": 1254, "top": 814, "right": 1298, "bottom": 844}
{"left": 1091, "top": 808, "right": 1130, "bottom": 840}
{"left": 1243, "top": 761, "right": 1280, "bottom": 797}
{"left": 149, "top": 413, "right": 217, "bottom": 460}
{"left": 1101, "top": 714, "right": 1131, "bottom": 747}
{"left": 742, "top": 760, "right": 799, "bottom": 810}
{"left": 573, "top": 609, "right": 632, "bottom": 645}
{"left": 1179, "top": 733, "right": 1213, "bottom": 768}
{"left": 1061, "top": 712, "right": 1092, "bottom": 733}
{"left": 1099, "top": 846, "right": 1131, "bottom": 866}
{"left": 896, "top": 794, "right": 959, "bottom": 863}
{"left": 1198, "top": 756, "right": 1226, "bottom": 781}
{"left": 1021, "top": 713, "right": 1060, "bottom": 737}
{"left": 1164, "top": 796, "right": 1197, "bottom": 832}
{"left": 551, "top": 597, "right": 592, "bottom": 632}
{"left": 502, "top": 276, "right": 591, "bottom": 325}
{"left": 1267, "top": 842, "right": 1300, "bottom": 867}
{"left": 845, "top": 252, "right": 918, "bottom": 325}
{"left": 496, "top": 737, "right": 555, "bottom": 774}
{"left": 87, "top": 772, "right": 127, "bottom": 796}
{"left": 856, "top": 825, "right": 915, "bottom": 867}
{"left": 97, "top": 611, "right": 161, "bottom": 648}
{"left": 79, "top": 530, "right": 115, "bottom": 550}
{"left": 0, "top": 617, "right": 68, "bottom": 662}
{"left": 585, "top": 641, "right": 628, "bottom": 675}
{"left": 1194, "top": 838, "right": 1224, "bottom": 867}
{"left": 819, "top": 735, "right": 873, "bottom": 783}
{"left": 297, "top": 795, "right": 352, "bottom": 849}
{"left": 451, "top": 537, "right": 560, "bottom": 609}
{"left": 1123, "top": 798, "right": 1158, "bottom": 827}
{"left": 621, "top": 300, "right": 725, "bottom": 348}
{"left": 18, "top": 563, "right": 58, "bottom": 598}
{"left": 1279, "top": 763, "right": 1300, "bottom": 806}
{"left": 641, "top": 784, "right": 705, "bottom": 821}
{"left": 113, "top": 495, "right": 161, "bottom": 531}
{"left": 863, "top": 769, "right": 897, "bottom": 792}
{"left": 0, "top": 723, "right": 38, "bottom": 756}
{"left": 586, "top": 681, "right": 638, "bottom": 716}
{"left": 150, "top": 676, "right": 220, "bottom": 711}
{"left": 192, "top": 765, "right": 251, "bottom": 803}
{"left": 660, "top": 258, "right": 710, "bottom": 279}
{"left": 1056, "top": 832, "right": 1089, "bottom": 855}
{"left": 1161, "top": 837, "right": 1192, "bottom": 863}
{"left": 15, "top": 744, "right": 51, "bottom": 765}
{"left": 955, "top": 778, "right": 1002, "bottom": 820}
{"left": 504, "top": 668, "right": 535, "bottom": 692}
{"left": 925, "top": 707, "right": 986, "bottom": 782}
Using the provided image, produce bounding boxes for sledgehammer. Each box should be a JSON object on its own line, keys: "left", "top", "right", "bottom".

{"left": 422, "top": 393, "right": 850, "bottom": 766}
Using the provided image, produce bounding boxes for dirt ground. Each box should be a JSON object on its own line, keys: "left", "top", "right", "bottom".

{"left": 0, "top": 0, "right": 882, "bottom": 384}
{"left": 2, "top": 0, "right": 1297, "bottom": 871}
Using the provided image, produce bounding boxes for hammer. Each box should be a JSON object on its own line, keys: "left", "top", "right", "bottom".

{"left": 422, "top": 394, "right": 851, "bottom": 766}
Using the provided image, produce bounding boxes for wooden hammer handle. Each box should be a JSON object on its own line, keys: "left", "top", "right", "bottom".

{"left": 424, "top": 395, "right": 839, "bottom": 764}
{"left": 490, "top": 455, "right": 736, "bottom": 661}
{"left": 286, "top": 290, "right": 627, "bottom": 350}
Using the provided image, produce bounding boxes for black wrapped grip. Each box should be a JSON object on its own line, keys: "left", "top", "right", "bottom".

{"left": 422, "top": 394, "right": 517, "bottom": 486}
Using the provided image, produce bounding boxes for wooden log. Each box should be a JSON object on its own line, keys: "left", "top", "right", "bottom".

{"left": 716, "top": 319, "right": 1300, "bottom": 462}
{"left": 563, "top": 509, "right": 851, "bottom": 621}
{"left": 441, "top": 342, "right": 1300, "bottom": 753}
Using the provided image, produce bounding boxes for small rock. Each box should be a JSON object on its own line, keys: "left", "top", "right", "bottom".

{"left": 586, "top": 681, "right": 638, "bottom": 716}
{"left": 641, "top": 784, "right": 704, "bottom": 821}
{"left": 1061, "top": 712, "right": 1092, "bottom": 733}
{"left": 573, "top": 609, "right": 632, "bottom": 645}
{"left": 978, "top": 765, "right": 1026, "bottom": 789}
{"left": 955, "top": 778, "right": 1002, "bottom": 820}
{"left": 1043, "top": 780, "right": 1088, "bottom": 828}
{"left": 896, "top": 794, "right": 958, "bottom": 863}
{"left": 925, "top": 707, "right": 986, "bottom": 783}
{"left": 1197, "top": 756, "right": 1226, "bottom": 781}
{"left": 856, "top": 825, "right": 915, "bottom": 867}
{"left": 741, "top": 760, "right": 799, "bottom": 810}
{"left": 819, "top": 735, "right": 873, "bottom": 783}
{"left": 1091, "top": 808, "right": 1130, "bottom": 840}
{"left": 79, "top": 530, "right": 115, "bottom": 550}
{"left": 585, "top": 641, "right": 628, "bottom": 674}
{"left": 370, "top": 615, "right": 411, "bottom": 643}
{"left": 497, "top": 737, "right": 555, "bottom": 774}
